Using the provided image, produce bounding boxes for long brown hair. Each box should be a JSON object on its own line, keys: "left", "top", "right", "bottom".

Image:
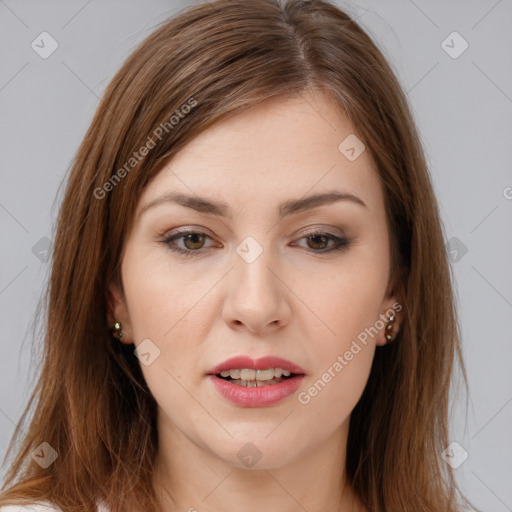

{"left": 1, "top": 1, "right": 478, "bottom": 510}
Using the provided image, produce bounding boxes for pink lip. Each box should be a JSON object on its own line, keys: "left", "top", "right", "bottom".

{"left": 207, "top": 355, "right": 306, "bottom": 376}
{"left": 206, "top": 355, "right": 306, "bottom": 408}
{"left": 207, "top": 374, "right": 305, "bottom": 407}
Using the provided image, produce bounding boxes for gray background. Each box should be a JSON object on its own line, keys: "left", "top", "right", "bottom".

{"left": 1, "top": 0, "right": 511, "bottom": 510}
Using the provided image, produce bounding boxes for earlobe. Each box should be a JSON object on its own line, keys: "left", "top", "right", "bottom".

{"left": 379, "top": 266, "right": 406, "bottom": 346}
{"left": 376, "top": 297, "right": 404, "bottom": 346}
{"left": 384, "top": 310, "right": 397, "bottom": 343}
{"left": 106, "top": 280, "right": 132, "bottom": 344}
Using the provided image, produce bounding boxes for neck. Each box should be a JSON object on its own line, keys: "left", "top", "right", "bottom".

{"left": 152, "top": 409, "right": 365, "bottom": 512}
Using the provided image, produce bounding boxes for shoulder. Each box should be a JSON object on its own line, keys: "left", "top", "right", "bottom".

{"left": 0, "top": 504, "right": 62, "bottom": 512}
{"left": 0, "top": 501, "right": 109, "bottom": 512}
{"left": 0, "top": 502, "right": 109, "bottom": 512}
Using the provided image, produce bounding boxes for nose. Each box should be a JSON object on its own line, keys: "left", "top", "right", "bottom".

{"left": 221, "top": 243, "right": 291, "bottom": 335}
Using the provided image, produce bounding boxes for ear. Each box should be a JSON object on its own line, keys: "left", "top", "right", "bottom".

{"left": 375, "top": 297, "right": 404, "bottom": 347}
{"left": 106, "top": 279, "right": 133, "bottom": 344}
{"left": 375, "top": 272, "right": 405, "bottom": 347}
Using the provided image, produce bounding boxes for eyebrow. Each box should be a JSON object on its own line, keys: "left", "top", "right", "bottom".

{"left": 138, "top": 190, "right": 367, "bottom": 220}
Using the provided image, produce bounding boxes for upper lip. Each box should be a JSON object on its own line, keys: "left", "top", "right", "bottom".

{"left": 207, "top": 356, "right": 306, "bottom": 375}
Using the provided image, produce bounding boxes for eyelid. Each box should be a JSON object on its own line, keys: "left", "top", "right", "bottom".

{"left": 162, "top": 223, "right": 347, "bottom": 239}
{"left": 294, "top": 224, "right": 347, "bottom": 238}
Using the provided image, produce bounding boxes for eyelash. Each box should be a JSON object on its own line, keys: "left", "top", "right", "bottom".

{"left": 160, "top": 228, "right": 351, "bottom": 256}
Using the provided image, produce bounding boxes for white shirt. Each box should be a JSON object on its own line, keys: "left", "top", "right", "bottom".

{"left": 0, "top": 501, "right": 109, "bottom": 512}
{"left": 0, "top": 506, "right": 58, "bottom": 512}
{"left": 0, "top": 505, "right": 61, "bottom": 512}
{"left": 0, "top": 506, "right": 59, "bottom": 512}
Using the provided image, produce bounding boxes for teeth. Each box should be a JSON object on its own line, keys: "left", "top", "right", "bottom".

{"left": 240, "top": 369, "right": 256, "bottom": 381}
{"left": 218, "top": 368, "right": 293, "bottom": 381}
{"left": 256, "top": 369, "right": 274, "bottom": 381}
{"left": 219, "top": 369, "right": 241, "bottom": 378}
{"left": 229, "top": 378, "right": 287, "bottom": 387}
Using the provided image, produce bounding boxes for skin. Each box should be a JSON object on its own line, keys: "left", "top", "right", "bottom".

{"left": 108, "top": 90, "right": 402, "bottom": 512}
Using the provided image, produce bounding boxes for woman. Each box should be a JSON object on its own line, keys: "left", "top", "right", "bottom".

{"left": 0, "top": 0, "right": 479, "bottom": 511}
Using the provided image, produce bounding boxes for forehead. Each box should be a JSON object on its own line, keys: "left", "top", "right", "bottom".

{"left": 137, "top": 92, "right": 382, "bottom": 217}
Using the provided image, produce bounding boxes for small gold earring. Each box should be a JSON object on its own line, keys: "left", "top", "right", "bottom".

{"left": 111, "top": 321, "right": 123, "bottom": 341}
{"left": 385, "top": 313, "right": 396, "bottom": 342}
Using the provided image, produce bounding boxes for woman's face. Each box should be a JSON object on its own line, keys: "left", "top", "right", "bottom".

{"left": 108, "top": 92, "right": 401, "bottom": 470}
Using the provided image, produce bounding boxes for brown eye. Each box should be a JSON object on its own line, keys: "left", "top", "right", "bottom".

{"left": 306, "top": 234, "right": 331, "bottom": 251}
{"left": 162, "top": 230, "right": 215, "bottom": 255}
{"left": 162, "top": 229, "right": 350, "bottom": 257}
{"left": 294, "top": 231, "right": 350, "bottom": 254}
{"left": 182, "top": 233, "right": 207, "bottom": 250}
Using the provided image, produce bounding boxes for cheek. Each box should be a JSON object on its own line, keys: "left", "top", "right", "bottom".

{"left": 122, "top": 254, "right": 219, "bottom": 395}
{"left": 125, "top": 276, "right": 211, "bottom": 435}
{"left": 123, "top": 250, "right": 208, "bottom": 343}
{"left": 302, "top": 309, "right": 377, "bottom": 393}
{"left": 297, "top": 332, "right": 375, "bottom": 439}
{"left": 295, "top": 253, "right": 387, "bottom": 414}
{"left": 301, "top": 259, "right": 388, "bottom": 354}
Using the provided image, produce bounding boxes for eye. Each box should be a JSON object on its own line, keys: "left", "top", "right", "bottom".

{"left": 162, "top": 229, "right": 216, "bottom": 255}
{"left": 292, "top": 229, "right": 350, "bottom": 253}
{"left": 161, "top": 228, "right": 350, "bottom": 256}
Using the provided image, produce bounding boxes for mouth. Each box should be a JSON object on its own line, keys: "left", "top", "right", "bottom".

{"left": 207, "top": 356, "right": 306, "bottom": 407}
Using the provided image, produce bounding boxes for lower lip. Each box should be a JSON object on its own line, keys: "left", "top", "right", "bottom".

{"left": 207, "top": 374, "right": 305, "bottom": 407}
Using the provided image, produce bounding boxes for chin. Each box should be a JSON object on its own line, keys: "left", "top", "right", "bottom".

{"left": 207, "top": 434, "right": 303, "bottom": 471}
